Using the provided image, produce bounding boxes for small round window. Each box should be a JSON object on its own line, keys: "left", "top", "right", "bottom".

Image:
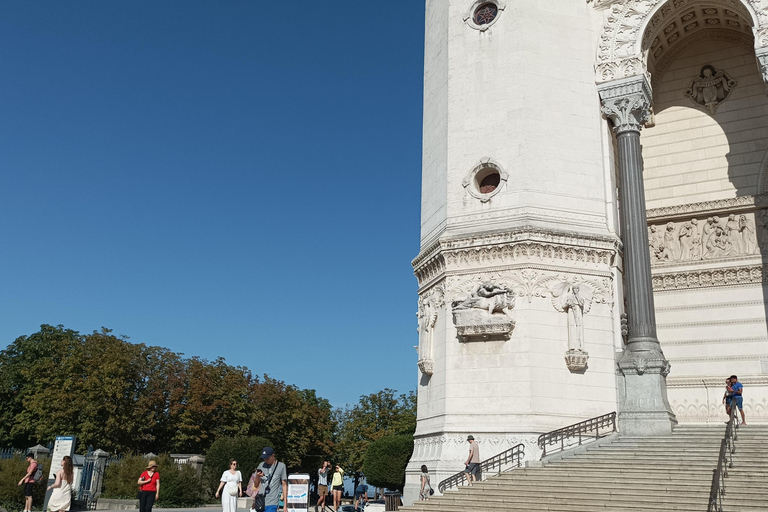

{"left": 479, "top": 172, "right": 500, "bottom": 194}
{"left": 473, "top": 3, "right": 498, "bottom": 25}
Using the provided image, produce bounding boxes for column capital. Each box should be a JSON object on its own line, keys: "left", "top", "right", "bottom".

{"left": 756, "top": 47, "right": 768, "bottom": 95}
{"left": 598, "top": 76, "right": 652, "bottom": 134}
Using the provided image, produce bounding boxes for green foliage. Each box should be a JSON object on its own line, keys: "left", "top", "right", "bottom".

{"left": 202, "top": 436, "right": 270, "bottom": 496}
{"left": 102, "top": 455, "right": 147, "bottom": 499}
{"left": 362, "top": 435, "right": 413, "bottom": 492}
{"left": 0, "top": 458, "right": 48, "bottom": 512}
{"left": 102, "top": 455, "right": 203, "bottom": 507}
{"left": 0, "top": 325, "right": 337, "bottom": 471}
{"left": 334, "top": 389, "right": 416, "bottom": 474}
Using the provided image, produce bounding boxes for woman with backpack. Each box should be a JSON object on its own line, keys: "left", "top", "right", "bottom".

{"left": 47, "top": 456, "right": 74, "bottom": 512}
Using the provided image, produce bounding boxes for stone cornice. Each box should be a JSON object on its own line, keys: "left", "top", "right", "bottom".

{"left": 412, "top": 228, "right": 620, "bottom": 287}
{"left": 667, "top": 376, "right": 768, "bottom": 388}
{"left": 652, "top": 264, "right": 766, "bottom": 292}
{"left": 646, "top": 193, "right": 768, "bottom": 222}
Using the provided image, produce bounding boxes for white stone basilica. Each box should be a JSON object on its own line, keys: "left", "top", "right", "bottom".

{"left": 405, "top": 0, "right": 768, "bottom": 504}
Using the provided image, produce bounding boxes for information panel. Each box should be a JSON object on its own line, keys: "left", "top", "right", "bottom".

{"left": 286, "top": 473, "right": 309, "bottom": 512}
{"left": 48, "top": 436, "right": 76, "bottom": 479}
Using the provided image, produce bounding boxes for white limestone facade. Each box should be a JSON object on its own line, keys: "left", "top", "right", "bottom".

{"left": 405, "top": 0, "right": 768, "bottom": 505}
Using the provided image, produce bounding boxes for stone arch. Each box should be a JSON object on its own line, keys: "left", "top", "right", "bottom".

{"left": 594, "top": 0, "right": 768, "bottom": 84}
{"left": 757, "top": 149, "right": 768, "bottom": 194}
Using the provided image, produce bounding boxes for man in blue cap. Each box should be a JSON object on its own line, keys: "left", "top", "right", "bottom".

{"left": 257, "top": 447, "right": 288, "bottom": 512}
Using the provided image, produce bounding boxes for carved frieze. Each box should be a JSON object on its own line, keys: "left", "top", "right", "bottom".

{"left": 648, "top": 213, "right": 758, "bottom": 265}
{"left": 412, "top": 229, "right": 618, "bottom": 288}
{"left": 652, "top": 264, "right": 767, "bottom": 291}
{"left": 646, "top": 193, "right": 768, "bottom": 221}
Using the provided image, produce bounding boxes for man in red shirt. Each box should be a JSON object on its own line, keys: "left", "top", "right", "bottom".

{"left": 17, "top": 453, "right": 38, "bottom": 512}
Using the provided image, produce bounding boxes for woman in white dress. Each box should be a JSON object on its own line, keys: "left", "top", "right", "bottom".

{"left": 215, "top": 459, "right": 242, "bottom": 512}
{"left": 47, "top": 456, "right": 73, "bottom": 512}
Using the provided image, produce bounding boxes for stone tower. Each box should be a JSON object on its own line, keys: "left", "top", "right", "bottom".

{"left": 406, "top": 0, "right": 768, "bottom": 503}
{"left": 407, "top": 0, "right": 668, "bottom": 503}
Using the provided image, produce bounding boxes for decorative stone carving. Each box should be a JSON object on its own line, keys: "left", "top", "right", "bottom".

{"left": 549, "top": 282, "right": 595, "bottom": 372}
{"left": 685, "top": 65, "right": 736, "bottom": 113}
{"left": 451, "top": 281, "right": 515, "bottom": 342}
{"left": 652, "top": 264, "right": 767, "bottom": 291}
{"left": 595, "top": 0, "right": 768, "bottom": 84}
{"left": 417, "top": 284, "right": 445, "bottom": 375}
{"left": 598, "top": 76, "right": 652, "bottom": 133}
{"left": 757, "top": 49, "right": 768, "bottom": 93}
{"left": 447, "top": 271, "right": 612, "bottom": 355}
{"left": 412, "top": 228, "right": 619, "bottom": 287}
{"left": 648, "top": 212, "right": 759, "bottom": 265}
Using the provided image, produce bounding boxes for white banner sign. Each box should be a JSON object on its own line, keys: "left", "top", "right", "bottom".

{"left": 48, "top": 436, "right": 76, "bottom": 480}
{"left": 286, "top": 473, "right": 309, "bottom": 512}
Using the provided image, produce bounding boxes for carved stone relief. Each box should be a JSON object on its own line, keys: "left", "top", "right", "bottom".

{"left": 448, "top": 271, "right": 612, "bottom": 371}
{"left": 417, "top": 284, "right": 445, "bottom": 375}
{"left": 450, "top": 279, "right": 516, "bottom": 342}
{"left": 594, "top": 0, "right": 768, "bottom": 84}
{"left": 685, "top": 65, "right": 736, "bottom": 113}
{"left": 648, "top": 212, "right": 759, "bottom": 265}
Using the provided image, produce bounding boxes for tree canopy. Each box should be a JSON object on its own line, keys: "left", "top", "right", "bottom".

{"left": 0, "top": 324, "right": 335, "bottom": 471}
{"left": 333, "top": 389, "right": 416, "bottom": 475}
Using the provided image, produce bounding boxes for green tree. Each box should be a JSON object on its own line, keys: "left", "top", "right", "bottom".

{"left": 362, "top": 435, "right": 413, "bottom": 491}
{"left": 334, "top": 389, "right": 416, "bottom": 475}
{"left": 103, "top": 454, "right": 203, "bottom": 507}
{"left": 247, "top": 377, "right": 335, "bottom": 471}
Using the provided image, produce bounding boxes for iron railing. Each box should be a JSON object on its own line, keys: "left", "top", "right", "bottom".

{"left": 537, "top": 412, "right": 617, "bottom": 458}
{"left": 708, "top": 405, "right": 738, "bottom": 512}
{"left": 437, "top": 443, "right": 524, "bottom": 493}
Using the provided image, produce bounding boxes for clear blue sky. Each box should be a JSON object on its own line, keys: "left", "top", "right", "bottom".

{"left": 0, "top": 1, "right": 425, "bottom": 408}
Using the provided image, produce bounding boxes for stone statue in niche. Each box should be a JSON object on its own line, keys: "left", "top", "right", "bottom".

{"left": 685, "top": 65, "right": 737, "bottom": 114}
{"left": 417, "top": 287, "right": 444, "bottom": 375}
{"left": 451, "top": 281, "right": 515, "bottom": 342}
{"left": 548, "top": 282, "right": 593, "bottom": 372}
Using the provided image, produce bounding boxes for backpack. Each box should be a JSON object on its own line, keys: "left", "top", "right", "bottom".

{"left": 32, "top": 462, "right": 43, "bottom": 483}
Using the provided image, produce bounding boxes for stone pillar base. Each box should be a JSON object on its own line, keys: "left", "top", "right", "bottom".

{"left": 617, "top": 351, "right": 677, "bottom": 437}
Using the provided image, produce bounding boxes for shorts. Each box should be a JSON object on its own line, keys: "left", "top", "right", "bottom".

{"left": 23, "top": 482, "right": 34, "bottom": 497}
{"left": 464, "top": 463, "right": 479, "bottom": 475}
{"left": 318, "top": 484, "right": 328, "bottom": 495}
{"left": 333, "top": 485, "right": 344, "bottom": 492}
{"left": 725, "top": 397, "right": 732, "bottom": 405}
{"left": 733, "top": 396, "right": 744, "bottom": 410}
{"left": 265, "top": 506, "right": 278, "bottom": 512}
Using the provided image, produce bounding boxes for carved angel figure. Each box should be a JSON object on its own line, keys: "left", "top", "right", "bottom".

{"left": 685, "top": 65, "right": 736, "bottom": 114}
{"left": 661, "top": 222, "right": 680, "bottom": 261}
{"left": 550, "top": 283, "right": 593, "bottom": 352}
{"left": 453, "top": 281, "right": 514, "bottom": 316}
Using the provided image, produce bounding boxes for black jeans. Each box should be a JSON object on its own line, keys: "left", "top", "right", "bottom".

{"left": 139, "top": 490, "right": 156, "bottom": 512}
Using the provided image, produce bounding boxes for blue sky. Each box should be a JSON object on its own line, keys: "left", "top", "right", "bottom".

{"left": 0, "top": 1, "right": 425, "bottom": 408}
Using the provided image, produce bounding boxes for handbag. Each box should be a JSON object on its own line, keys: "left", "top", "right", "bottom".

{"left": 253, "top": 494, "right": 266, "bottom": 512}
{"left": 228, "top": 488, "right": 238, "bottom": 496}
{"left": 429, "top": 487, "right": 434, "bottom": 496}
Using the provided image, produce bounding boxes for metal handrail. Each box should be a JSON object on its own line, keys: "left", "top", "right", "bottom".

{"left": 537, "top": 412, "right": 617, "bottom": 458}
{"left": 708, "top": 405, "right": 738, "bottom": 512}
{"left": 437, "top": 443, "right": 524, "bottom": 493}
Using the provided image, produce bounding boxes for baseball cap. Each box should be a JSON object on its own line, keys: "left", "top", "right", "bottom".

{"left": 260, "top": 447, "right": 274, "bottom": 459}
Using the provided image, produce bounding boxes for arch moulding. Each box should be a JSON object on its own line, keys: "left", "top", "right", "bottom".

{"left": 592, "top": 0, "right": 768, "bottom": 84}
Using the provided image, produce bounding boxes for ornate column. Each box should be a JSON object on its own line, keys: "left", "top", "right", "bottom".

{"left": 598, "top": 76, "right": 677, "bottom": 436}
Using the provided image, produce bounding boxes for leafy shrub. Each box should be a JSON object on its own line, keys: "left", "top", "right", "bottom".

{"left": 202, "top": 436, "right": 271, "bottom": 496}
{"left": 362, "top": 435, "right": 413, "bottom": 491}
{"left": 102, "top": 455, "right": 203, "bottom": 507}
{"left": 0, "top": 457, "right": 48, "bottom": 512}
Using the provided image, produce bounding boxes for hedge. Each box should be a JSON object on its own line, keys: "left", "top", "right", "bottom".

{"left": 202, "top": 436, "right": 271, "bottom": 496}
{"left": 102, "top": 455, "right": 203, "bottom": 507}
{"left": 0, "top": 458, "right": 48, "bottom": 512}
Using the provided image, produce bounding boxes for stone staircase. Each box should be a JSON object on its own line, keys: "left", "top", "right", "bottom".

{"left": 404, "top": 424, "right": 768, "bottom": 512}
